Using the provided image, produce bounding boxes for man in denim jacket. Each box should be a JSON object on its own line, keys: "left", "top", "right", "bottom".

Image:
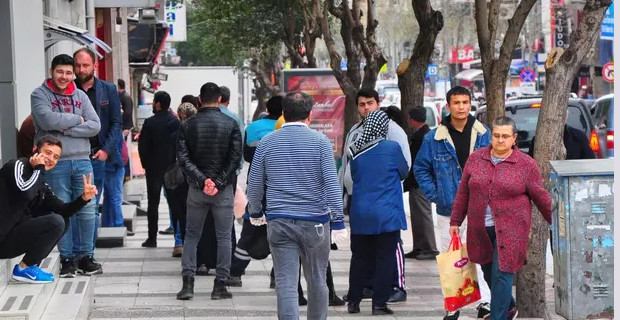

{"left": 413, "top": 86, "right": 491, "bottom": 320}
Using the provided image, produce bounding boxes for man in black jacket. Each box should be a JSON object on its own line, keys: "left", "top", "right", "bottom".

{"left": 403, "top": 106, "right": 438, "bottom": 260}
{"left": 138, "top": 91, "right": 180, "bottom": 247}
{"left": 0, "top": 135, "right": 97, "bottom": 284}
{"left": 176, "top": 82, "right": 242, "bottom": 301}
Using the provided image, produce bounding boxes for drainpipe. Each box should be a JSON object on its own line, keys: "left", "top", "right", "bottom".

{"left": 86, "top": 0, "right": 96, "bottom": 35}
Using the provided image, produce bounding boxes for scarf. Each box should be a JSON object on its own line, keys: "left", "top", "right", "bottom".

{"left": 349, "top": 110, "right": 390, "bottom": 157}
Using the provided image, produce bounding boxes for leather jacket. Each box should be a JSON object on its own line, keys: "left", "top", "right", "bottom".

{"left": 177, "top": 107, "right": 242, "bottom": 190}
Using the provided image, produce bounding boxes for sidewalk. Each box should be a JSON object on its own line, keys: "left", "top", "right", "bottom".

{"left": 89, "top": 177, "right": 564, "bottom": 320}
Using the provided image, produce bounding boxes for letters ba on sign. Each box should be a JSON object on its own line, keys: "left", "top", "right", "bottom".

{"left": 165, "top": 1, "right": 187, "bottom": 42}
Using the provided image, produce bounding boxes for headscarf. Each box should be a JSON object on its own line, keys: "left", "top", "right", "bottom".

{"left": 177, "top": 102, "right": 197, "bottom": 121}
{"left": 349, "top": 110, "right": 390, "bottom": 156}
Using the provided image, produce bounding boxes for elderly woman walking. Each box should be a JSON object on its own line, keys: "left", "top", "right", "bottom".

{"left": 346, "top": 110, "right": 409, "bottom": 315}
{"left": 449, "top": 116, "right": 552, "bottom": 320}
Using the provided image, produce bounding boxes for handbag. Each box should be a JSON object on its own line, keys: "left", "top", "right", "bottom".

{"left": 164, "top": 162, "right": 185, "bottom": 189}
{"left": 436, "top": 233, "right": 481, "bottom": 311}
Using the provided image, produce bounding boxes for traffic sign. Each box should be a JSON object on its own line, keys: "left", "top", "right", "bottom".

{"left": 519, "top": 68, "right": 536, "bottom": 83}
{"left": 426, "top": 64, "right": 438, "bottom": 77}
{"left": 602, "top": 62, "right": 614, "bottom": 83}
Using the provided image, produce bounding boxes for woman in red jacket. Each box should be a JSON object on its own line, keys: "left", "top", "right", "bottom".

{"left": 449, "top": 116, "right": 552, "bottom": 320}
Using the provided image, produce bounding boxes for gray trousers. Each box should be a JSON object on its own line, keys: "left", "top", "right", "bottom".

{"left": 409, "top": 187, "right": 438, "bottom": 253}
{"left": 182, "top": 186, "right": 234, "bottom": 281}
{"left": 267, "top": 218, "right": 330, "bottom": 320}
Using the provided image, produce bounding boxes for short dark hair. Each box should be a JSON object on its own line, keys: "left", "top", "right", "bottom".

{"left": 73, "top": 47, "right": 96, "bottom": 64}
{"left": 446, "top": 86, "right": 472, "bottom": 104}
{"left": 220, "top": 86, "right": 231, "bottom": 104}
{"left": 35, "top": 135, "right": 62, "bottom": 151}
{"left": 380, "top": 105, "right": 405, "bottom": 127}
{"left": 491, "top": 116, "right": 518, "bottom": 135}
{"left": 117, "top": 79, "right": 126, "bottom": 90}
{"left": 356, "top": 87, "right": 379, "bottom": 105}
{"left": 200, "top": 82, "right": 221, "bottom": 104}
{"left": 154, "top": 91, "right": 171, "bottom": 111}
{"left": 283, "top": 92, "right": 313, "bottom": 122}
{"left": 50, "top": 54, "right": 74, "bottom": 71}
{"left": 181, "top": 94, "right": 201, "bottom": 109}
{"left": 266, "top": 95, "right": 283, "bottom": 117}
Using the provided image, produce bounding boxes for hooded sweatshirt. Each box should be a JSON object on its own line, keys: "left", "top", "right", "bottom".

{"left": 31, "top": 79, "right": 101, "bottom": 160}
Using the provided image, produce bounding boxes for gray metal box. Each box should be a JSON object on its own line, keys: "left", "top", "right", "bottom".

{"left": 550, "top": 159, "right": 614, "bottom": 319}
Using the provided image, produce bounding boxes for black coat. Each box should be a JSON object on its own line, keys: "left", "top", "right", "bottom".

{"left": 528, "top": 125, "right": 596, "bottom": 160}
{"left": 404, "top": 124, "right": 430, "bottom": 190}
{"left": 138, "top": 110, "right": 180, "bottom": 174}
{"left": 177, "top": 107, "right": 242, "bottom": 190}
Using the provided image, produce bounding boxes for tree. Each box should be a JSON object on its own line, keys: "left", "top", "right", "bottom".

{"left": 318, "top": 0, "right": 387, "bottom": 134}
{"left": 474, "top": 0, "right": 537, "bottom": 124}
{"left": 518, "top": 0, "right": 613, "bottom": 317}
{"left": 396, "top": 0, "right": 443, "bottom": 130}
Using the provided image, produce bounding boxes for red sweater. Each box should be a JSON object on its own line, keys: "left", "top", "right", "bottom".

{"left": 450, "top": 146, "right": 551, "bottom": 273}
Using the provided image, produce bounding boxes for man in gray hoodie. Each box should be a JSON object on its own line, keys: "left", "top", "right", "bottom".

{"left": 30, "top": 54, "right": 101, "bottom": 278}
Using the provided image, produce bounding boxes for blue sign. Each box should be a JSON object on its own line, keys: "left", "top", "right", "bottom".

{"left": 426, "top": 64, "right": 438, "bottom": 77}
{"left": 340, "top": 60, "right": 347, "bottom": 70}
{"left": 601, "top": 3, "right": 613, "bottom": 40}
{"left": 519, "top": 68, "right": 535, "bottom": 83}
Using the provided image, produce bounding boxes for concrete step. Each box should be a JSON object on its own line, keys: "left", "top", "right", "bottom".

{"left": 0, "top": 254, "right": 60, "bottom": 320}
{"left": 95, "top": 227, "right": 127, "bottom": 248}
{"left": 40, "top": 277, "right": 92, "bottom": 320}
{"left": 121, "top": 204, "right": 136, "bottom": 232}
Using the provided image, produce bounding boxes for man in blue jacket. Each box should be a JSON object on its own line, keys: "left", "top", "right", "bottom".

{"left": 74, "top": 48, "right": 123, "bottom": 274}
{"left": 413, "top": 86, "right": 491, "bottom": 320}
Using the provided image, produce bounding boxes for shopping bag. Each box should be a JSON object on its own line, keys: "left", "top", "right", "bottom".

{"left": 436, "top": 233, "right": 481, "bottom": 312}
{"left": 233, "top": 185, "right": 247, "bottom": 219}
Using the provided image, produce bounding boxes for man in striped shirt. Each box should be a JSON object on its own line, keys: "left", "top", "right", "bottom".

{"left": 247, "top": 91, "right": 348, "bottom": 320}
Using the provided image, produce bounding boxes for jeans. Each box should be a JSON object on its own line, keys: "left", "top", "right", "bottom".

{"left": 268, "top": 218, "right": 331, "bottom": 320}
{"left": 101, "top": 164, "right": 125, "bottom": 227}
{"left": 46, "top": 160, "right": 96, "bottom": 259}
{"left": 0, "top": 214, "right": 65, "bottom": 266}
{"left": 182, "top": 186, "right": 234, "bottom": 280}
{"left": 481, "top": 227, "right": 516, "bottom": 320}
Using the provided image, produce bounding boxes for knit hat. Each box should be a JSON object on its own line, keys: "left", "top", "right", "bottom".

{"left": 408, "top": 106, "right": 427, "bottom": 123}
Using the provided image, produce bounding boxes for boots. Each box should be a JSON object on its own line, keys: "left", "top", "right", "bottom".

{"left": 176, "top": 275, "right": 194, "bottom": 300}
{"left": 211, "top": 278, "right": 233, "bottom": 300}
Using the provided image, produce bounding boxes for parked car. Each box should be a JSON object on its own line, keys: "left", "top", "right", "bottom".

{"left": 592, "top": 94, "right": 614, "bottom": 158}
{"left": 375, "top": 80, "right": 398, "bottom": 102}
{"left": 474, "top": 98, "right": 599, "bottom": 155}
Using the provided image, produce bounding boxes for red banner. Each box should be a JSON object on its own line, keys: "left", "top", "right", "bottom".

{"left": 449, "top": 46, "right": 475, "bottom": 64}
{"left": 284, "top": 72, "right": 346, "bottom": 158}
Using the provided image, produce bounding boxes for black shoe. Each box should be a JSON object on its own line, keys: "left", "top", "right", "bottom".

{"left": 176, "top": 275, "right": 194, "bottom": 300}
{"left": 141, "top": 238, "right": 157, "bottom": 248}
{"left": 269, "top": 275, "right": 276, "bottom": 289}
{"left": 414, "top": 251, "right": 439, "bottom": 260}
{"left": 77, "top": 256, "right": 103, "bottom": 275}
{"left": 329, "top": 292, "right": 345, "bottom": 306}
{"left": 298, "top": 295, "right": 307, "bottom": 306}
{"left": 59, "top": 258, "right": 76, "bottom": 278}
{"left": 477, "top": 302, "right": 491, "bottom": 318}
{"left": 347, "top": 302, "right": 360, "bottom": 314}
{"left": 211, "top": 279, "right": 233, "bottom": 300}
{"left": 126, "top": 230, "right": 135, "bottom": 236}
{"left": 330, "top": 243, "right": 338, "bottom": 250}
{"left": 226, "top": 276, "right": 242, "bottom": 287}
{"left": 196, "top": 264, "right": 210, "bottom": 276}
{"left": 372, "top": 305, "right": 394, "bottom": 315}
{"left": 404, "top": 250, "right": 420, "bottom": 259}
{"left": 444, "top": 310, "right": 460, "bottom": 320}
{"left": 159, "top": 227, "right": 175, "bottom": 235}
{"left": 387, "top": 287, "right": 407, "bottom": 304}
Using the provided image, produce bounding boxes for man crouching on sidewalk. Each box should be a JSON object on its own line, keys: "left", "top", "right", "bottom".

{"left": 0, "top": 135, "right": 97, "bottom": 283}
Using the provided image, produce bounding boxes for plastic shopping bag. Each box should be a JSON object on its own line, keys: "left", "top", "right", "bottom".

{"left": 233, "top": 185, "right": 247, "bottom": 219}
{"left": 436, "top": 233, "right": 481, "bottom": 312}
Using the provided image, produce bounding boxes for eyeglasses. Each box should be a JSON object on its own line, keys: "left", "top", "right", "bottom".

{"left": 492, "top": 133, "right": 516, "bottom": 140}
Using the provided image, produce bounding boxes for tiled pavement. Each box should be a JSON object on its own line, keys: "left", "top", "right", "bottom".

{"left": 89, "top": 177, "right": 564, "bottom": 320}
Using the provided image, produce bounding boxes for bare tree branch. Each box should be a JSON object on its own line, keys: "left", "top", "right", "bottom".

{"left": 326, "top": 0, "right": 343, "bottom": 20}
{"left": 318, "top": 0, "right": 348, "bottom": 84}
{"left": 487, "top": 0, "right": 501, "bottom": 51}
{"left": 498, "top": 0, "right": 537, "bottom": 64}
{"left": 474, "top": 0, "right": 491, "bottom": 74}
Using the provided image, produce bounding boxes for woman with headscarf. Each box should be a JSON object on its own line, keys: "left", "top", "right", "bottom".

{"left": 346, "top": 110, "right": 409, "bottom": 315}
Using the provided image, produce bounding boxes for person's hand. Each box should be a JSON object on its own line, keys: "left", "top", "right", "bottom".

{"left": 250, "top": 215, "right": 266, "bottom": 226}
{"left": 203, "top": 178, "right": 219, "bottom": 196}
{"left": 449, "top": 226, "right": 460, "bottom": 237}
{"left": 81, "top": 173, "right": 98, "bottom": 201}
{"left": 331, "top": 228, "right": 348, "bottom": 244}
{"left": 80, "top": 116, "right": 85, "bottom": 124}
{"left": 29, "top": 153, "right": 46, "bottom": 167}
{"left": 92, "top": 150, "right": 109, "bottom": 161}
{"left": 123, "top": 129, "right": 131, "bottom": 137}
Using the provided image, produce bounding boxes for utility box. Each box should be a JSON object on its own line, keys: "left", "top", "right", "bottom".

{"left": 550, "top": 159, "right": 614, "bottom": 319}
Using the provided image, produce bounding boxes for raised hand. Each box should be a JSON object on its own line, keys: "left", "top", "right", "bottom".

{"left": 29, "top": 153, "right": 46, "bottom": 167}
{"left": 81, "top": 173, "right": 98, "bottom": 201}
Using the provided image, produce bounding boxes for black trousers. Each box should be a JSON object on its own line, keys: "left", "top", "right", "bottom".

{"left": 348, "top": 231, "right": 399, "bottom": 307}
{"left": 166, "top": 181, "right": 188, "bottom": 242}
{"left": 145, "top": 170, "right": 169, "bottom": 240}
{"left": 0, "top": 214, "right": 65, "bottom": 266}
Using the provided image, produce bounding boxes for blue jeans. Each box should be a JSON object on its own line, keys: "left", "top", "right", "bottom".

{"left": 267, "top": 218, "right": 330, "bottom": 320}
{"left": 481, "top": 227, "right": 516, "bottom": 320}
{"left": 102, "top": 164, "right": 125, "bottom": 227}
{"left": 45, "top": 160, "right": 96, "bottom": 259}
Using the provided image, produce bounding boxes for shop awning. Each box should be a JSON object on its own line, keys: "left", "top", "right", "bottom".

{"left": 43, "top": 16, "right": 112, "bottom": 58}
{"left": 455, "top": 69, "right": 483, "bottom": 81}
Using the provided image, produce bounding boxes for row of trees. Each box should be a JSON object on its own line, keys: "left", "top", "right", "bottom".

{"left": 175, "top": 0, "right": 611, "bottom": 317}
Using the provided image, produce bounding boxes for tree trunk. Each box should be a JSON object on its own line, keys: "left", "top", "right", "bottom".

{"left": 252, "top": 84, "right": 268, "bottom": 121}
{"left": 283, "top": 4, "right": 305, "bottom": 68}
{"left": 516, "top": 0, "right": 612, "bottom": 317}
{"left": 483, "top": 64, "right": 510, "bottom": 125}
{"left": 398, "top": 0, "right": 443, "bottom": 130}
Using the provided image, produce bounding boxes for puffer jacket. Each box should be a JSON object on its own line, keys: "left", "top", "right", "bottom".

{"left": 177, "top": 107, "right": 242, "bottom": 190}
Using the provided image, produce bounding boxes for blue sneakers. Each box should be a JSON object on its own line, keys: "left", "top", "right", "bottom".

{"left": 12, "top": 264, "right": 54, "bottom": 283}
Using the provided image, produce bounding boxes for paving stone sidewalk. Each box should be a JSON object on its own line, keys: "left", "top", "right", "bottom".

{"left": 89, "top": 177, "right": 565, "bottom": 320}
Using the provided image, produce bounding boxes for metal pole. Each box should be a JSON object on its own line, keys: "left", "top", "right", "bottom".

{"left": 86, "top": 0, "right": 96, "bottom": 35}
